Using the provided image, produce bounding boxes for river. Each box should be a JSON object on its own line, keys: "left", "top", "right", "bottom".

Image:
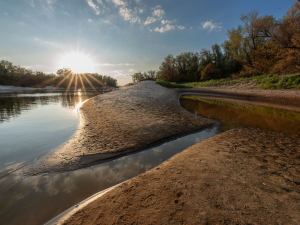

{"left": 1, "top": 91, "right": 300, "bottom": 225}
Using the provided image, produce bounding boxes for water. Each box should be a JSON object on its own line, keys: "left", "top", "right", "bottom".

{"left": 0, "top": 91, "right": 101, "bottom": 177}
{"left": 1, "top": 92, "right": 300, "bottom": 225}
{"left": 180, "top": 95, "right": 300, "bottom": 136}
{"left": 0, "top": 126, "right": 219, "bottom": 225}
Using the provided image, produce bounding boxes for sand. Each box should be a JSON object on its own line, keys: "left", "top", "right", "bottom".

{"left": 61, "top": 129, "right": 300, "bottom": 224}
{"left": 180, "top": 85, "right": 300, "bottom": 106}
{"left": 23, "top": 81, "right": 215, "bottom": 175}
{"left": 21, "top": 81, "right": 300, "bottom": 224}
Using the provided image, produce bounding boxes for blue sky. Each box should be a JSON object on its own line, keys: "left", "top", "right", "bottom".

{"left": 0, "top": 0, "right": 294, "bottom": 85}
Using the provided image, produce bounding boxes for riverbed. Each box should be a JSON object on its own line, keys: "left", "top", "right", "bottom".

{"left": 1, "top": 83, "right": 300, "bottom": 224}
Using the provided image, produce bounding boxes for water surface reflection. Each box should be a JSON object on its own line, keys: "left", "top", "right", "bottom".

{"left": 0, "top": 126, "right": 219, "bottom": 225}
{"left": 0, "top": 91, "right": 101, "bottom": 177}
{"left": 180, "top": 95, "right": 300, "bottom": 136}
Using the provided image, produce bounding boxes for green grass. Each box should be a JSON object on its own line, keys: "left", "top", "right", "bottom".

{"left": 156, "top": 74, "right": 300, "bottom": 89}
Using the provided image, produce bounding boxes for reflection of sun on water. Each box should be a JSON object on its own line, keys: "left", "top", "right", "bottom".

{"left": 59, "top": 52, "right": 95, "bottom": 74}
{"left": 74, "top": 91, "right": 83, "bottom": 112}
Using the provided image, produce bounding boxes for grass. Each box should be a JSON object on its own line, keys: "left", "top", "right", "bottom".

{"left": 156, "top": 74, "right": 300, "bottom": 89}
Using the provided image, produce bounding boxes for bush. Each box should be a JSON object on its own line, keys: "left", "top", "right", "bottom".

{"left": 201, "top": 63, "right": 222, "bottom": 80}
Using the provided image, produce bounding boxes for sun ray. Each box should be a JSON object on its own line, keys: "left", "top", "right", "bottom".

{"left": 65, "top": 73, "right": 75, "bottom": 93}
{"left": 85, "top": 73, "right": 106, "bottom": 87}
{"left": 37, "top": 76, "right": 59, "bottom": 88}
{"left": 82, "top": 73, "right": 98, "bottom": 93}
{"left": 74, "top": 74, "right": 78, "bottom": 90}
{"left": 55, "top": 71, "right": 72, "bottom": 90}
{"left": 78, "top": 74, "right": 86, "bottom": 92}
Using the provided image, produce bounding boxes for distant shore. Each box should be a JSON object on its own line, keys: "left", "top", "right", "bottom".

{"left": 0, "top": 85, "right": 62, "bottom": 93}
{"left": 0, "top": 85, "right": 114, "bottom": 93}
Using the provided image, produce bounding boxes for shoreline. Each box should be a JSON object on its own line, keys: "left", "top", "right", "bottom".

{"left": 177, "top": 85, "right": 300, "bottom": 106}
{"left": 28, "top": 81, "right": 300, "bottom": 224}
{"left": 57, "top": 128, "right": 300, "bottom": 225}
{"left": 22, "top": 82, "right": 300, "bottom": 175}
{"left": 22, "top": 81, "right": 216, "bottom": 175}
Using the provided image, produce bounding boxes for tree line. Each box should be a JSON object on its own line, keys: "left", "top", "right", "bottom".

{"left": 0, "top": 61, "right": 117, "bottom": 88}
{"left": 133, "top": 2, "right": 300, "bottom": 82}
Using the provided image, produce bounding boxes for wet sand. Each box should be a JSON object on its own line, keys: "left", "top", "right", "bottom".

{"left": 23, "top": 81, "right": 215, "bottom": 175}
{"left": 60, "top": 129, "right": 300, "bottom": 225}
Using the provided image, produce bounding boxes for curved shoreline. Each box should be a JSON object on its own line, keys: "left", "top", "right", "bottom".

{"left": 35, "top": 81, "right": 300, "bottom": 224}
{"left": 22, "top": 81, "right": 216, "bottom": 175}
{"left": 54, "top": 128, "right": 300, "bottom": 225}
{"left": 22, "top": 82, "right": 300, "bottom": 176}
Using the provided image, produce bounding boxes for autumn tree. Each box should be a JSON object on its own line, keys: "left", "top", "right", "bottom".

{"left": 271, "top": 1, "right": 300, "bottom": 73}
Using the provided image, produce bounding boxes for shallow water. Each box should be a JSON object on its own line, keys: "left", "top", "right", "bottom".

{"left": 0, "top": 91, "right": 100, "bottom": 177}
{"left": 0, "top": 126, "right": 220, "bottom": 225}
{"left": 180, "top": 95, "right": 300, "bottom": 136}
{"left": 1, "top": 92, "right": 300, "bottom": 225}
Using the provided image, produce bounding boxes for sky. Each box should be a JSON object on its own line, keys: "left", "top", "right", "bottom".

{"left": 0, "top": 0, "right": 295, "bottom": 85}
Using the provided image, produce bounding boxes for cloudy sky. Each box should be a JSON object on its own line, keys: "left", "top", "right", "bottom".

{"left": 0, "top": 0, "right": 294, "bottom": 85}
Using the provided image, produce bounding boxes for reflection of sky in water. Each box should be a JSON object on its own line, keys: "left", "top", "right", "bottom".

{"left": 0, "top": 91, "right": 99, "bottom": 176}
{"left": 0, "top": 126, "right": 220, "bottom": 225}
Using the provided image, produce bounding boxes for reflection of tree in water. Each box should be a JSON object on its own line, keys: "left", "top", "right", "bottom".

{"left": 0, "top": 91, "right": 101, "bottom": 123}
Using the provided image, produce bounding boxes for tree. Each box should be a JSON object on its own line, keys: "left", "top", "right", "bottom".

{"left": 271, "top": 1, "right": 300, "bottom": 73}
{"left": 201, "top": 63, "right": 222, "bottom": 80}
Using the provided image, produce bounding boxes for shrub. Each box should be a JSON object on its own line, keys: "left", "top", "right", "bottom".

{"left": 201, "top": 63, "right": 222, "bottom": 80}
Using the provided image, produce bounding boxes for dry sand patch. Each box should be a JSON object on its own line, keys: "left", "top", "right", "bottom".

{"left": 62, "top": 129, "right": 300, "bottom": 225}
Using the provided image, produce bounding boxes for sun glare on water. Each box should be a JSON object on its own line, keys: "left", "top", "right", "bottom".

{"left": 59, "top": 52, "right": 95, "bottom": 73}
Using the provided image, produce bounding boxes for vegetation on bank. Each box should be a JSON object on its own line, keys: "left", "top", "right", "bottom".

{"left": 132, "top": 2, "right": 300, "bottom": 86}
{"left": 156, "top": 74, "right": 300, "bottom": 89}
{"left": 0, "top": 60, "right": 117, "bottom": 88}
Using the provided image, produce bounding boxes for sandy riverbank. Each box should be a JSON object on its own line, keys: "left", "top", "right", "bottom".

{"left": 23, "top": 81, "right": 215, "bottom": 175}
{"left": 23, "top": 81, "right": 300, "bottom": 224}
{"left": 60, "top": 128, "right": 300, "bottom": 224}
{"left": 179, "top": 85, "right": 300, "bottom": 106}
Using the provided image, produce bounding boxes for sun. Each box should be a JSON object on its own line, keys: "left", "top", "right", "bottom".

{"left": 58, "top": 52, "right": 96, "bottom": 73}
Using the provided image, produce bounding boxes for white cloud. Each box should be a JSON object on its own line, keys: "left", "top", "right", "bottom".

{"left": 119, "top": 7, "right": 141, "bottom": 24}
{"left": 153, "top": 8, "right": 165, "bottom": 18}
{"left": 111, "top": 0, "right": 126, "bottom": 7}
{"left": 154, "top": 24, "right": 175, "bottom": 33}
{"left": 144, "top": 6, "right": 165, "bottom": 25}
{"left": 86, "top": 0, "right": 101, "bottom": 15}
{"left": 109, "top": 0, "right": 141, "bottom": 24}
{"left": 47, "top": 0, "right": 55, "bottom": 4}
{"left": 161, "top": 19, "right": 175, "bottom": 25}
{"left": 177, "top": 25, "right": 185, "bottom": 30}
{"left": 88, "top": 19, "right": 92, "bottom": 22}
{"left": 4, "top": 12, "right": 9, "bottom": 16}
{"left": 144, "top": 17, "right": 157, "bottom": 25}
{"left": 202, "top": 20, "right": 222, "bottom": 31}
{"left": 97, "top": 0, "right": 103, "bottom": 5}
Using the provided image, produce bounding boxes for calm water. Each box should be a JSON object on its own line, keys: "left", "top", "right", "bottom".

{"left": 1, "top": 92, "right": 300, "bottom": 225}
{"left": 180, "top": 95, "right": 300, "bottom": 137}
{"left": 0, "top": 91, "right": 100, "bottom": 177}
